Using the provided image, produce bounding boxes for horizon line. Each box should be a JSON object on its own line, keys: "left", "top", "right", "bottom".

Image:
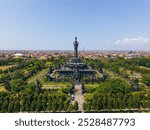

{"left": 0, "top": 49, "right": 150, "bottom": 52}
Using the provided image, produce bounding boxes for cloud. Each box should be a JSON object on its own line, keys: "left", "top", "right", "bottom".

{"left": 114, "top": 37, "right": 150, "bottom": 45}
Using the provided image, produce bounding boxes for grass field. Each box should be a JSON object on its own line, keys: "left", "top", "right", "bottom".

{"left": 27, "top": 68, "right": 49, "bottom": 83}
{"left": 139, "top": 66, "right": 150, "bottom": 70}
{"left": 43, "top": 81, "right": 71, "bottom": 89}
{"left": 85, "top": 83, "right": 100, "bottom": 88}
{"left": 0, "top": 84, "right": 6, "bottom": 92}
{"left": 0, "top": 65, "right": 16, "bottom": 70}
{"left": 43, "top": 84, "right": 69, "bottom": 89}
{"left": 43, "top": 81, "right": 71, "bottom": 85}
{"left": 27, "top": 67, "right": 72, "bottom": 89}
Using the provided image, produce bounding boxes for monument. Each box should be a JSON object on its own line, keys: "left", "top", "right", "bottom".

{"left": 46, "top": 37, "right": 101, "bottom": 83}
{"left": 72, "top": 37, "right": 79, "bottom": 63}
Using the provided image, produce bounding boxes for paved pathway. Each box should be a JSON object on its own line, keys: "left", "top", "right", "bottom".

{"left": 73, "top": 85, "right": 85, "bottom": 112}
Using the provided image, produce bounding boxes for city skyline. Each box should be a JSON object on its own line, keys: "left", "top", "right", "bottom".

{"left": 0, "top": 0, "right": 150, "bottom": 51}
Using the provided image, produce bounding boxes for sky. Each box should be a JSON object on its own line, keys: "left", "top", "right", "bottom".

{"left": 0, "top": 0, "right": 150, "bottom": 51}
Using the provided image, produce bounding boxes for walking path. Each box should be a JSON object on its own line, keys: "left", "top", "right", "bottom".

{"left": 73, "top": 85, "right": 85, "bottom": 112}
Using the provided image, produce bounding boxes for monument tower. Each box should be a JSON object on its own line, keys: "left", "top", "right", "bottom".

{"left": 72, "top": 37, "right": 79, "bottom": 63}
{"left": 46, "top": 37, "right": 100, "bottom": 83}
{"left": 73, "top": 37, "right": 79, "bottom": 59}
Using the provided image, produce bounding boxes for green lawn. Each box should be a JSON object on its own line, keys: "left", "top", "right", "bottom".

{"left": 45, "top": 61, "right": 53, "bottom": 67}
{"left": 43, "top": 81, "right": 71, "bottom": 89}
{"left": 43, "top": 81, "right": 71, "bottom": 85}
{"left": 43, "top": 84, "right": 69, "bottom": 89}
{"left": 0, "top": 84, "right": 6, "bottom": 92}
{"left": 0, "top": 65, "right": 16, "bottom": 70}
{"left": 85, "top": 83, "right": 100, "bottom": 88}
{"left": 139, "top": 66, "right": 150, "bottom": 70}
{"left": 27, "top": 68, "right": 71, "bottom": 89}
{"left": 27, "top": 68, "right": 49, "bottom": 83}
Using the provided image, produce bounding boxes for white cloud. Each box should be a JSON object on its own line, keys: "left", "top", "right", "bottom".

{"left": 114, "top": 37, "right": 150, "bottom": 45}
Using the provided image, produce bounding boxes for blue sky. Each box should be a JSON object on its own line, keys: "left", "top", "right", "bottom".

{"left": 0, "top": 0, "right": 150, "bottom": 50}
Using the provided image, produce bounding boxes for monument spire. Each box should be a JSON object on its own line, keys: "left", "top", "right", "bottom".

{"left": 73, "top": 36, "right": 79, "bottom": 59}
{"left": 75, "top": 36, "right": 77, "bottom": 41}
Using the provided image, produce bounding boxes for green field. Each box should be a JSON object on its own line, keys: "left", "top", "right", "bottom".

{"left": 139, "top": 66, "right": 150, "bottom": 70}
{"left": 0, "top": 84, "right": 6, "bottom": 92}
{"left": 27, "top": 68, "right": 48, "bottom": 83}
{"left": 0, "top": 65, "right": 16, "bottom": 70}
{"left": 43, "top": 81, "right": 71, "bottom": 89}
{"left": 85, "top": 83, "right": 100, "bottom": 89}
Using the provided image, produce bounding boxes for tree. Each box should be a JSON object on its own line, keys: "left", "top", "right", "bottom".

{"left": 30, "top": 101, "right": 36, "bottom": 112}
{"left": 10, "top": 79, "right": 25, "bottom": 93}
{"left": 1, "top": 99, "right": 9, "bottom": 112}
{"left": 142, "top": 74, "right": 150, "bottom": 86}
{"left": 108, "top": 98, "right": 113, "bottom": 111}
{"left": 84, "top": 101, "right": 92, "bottom": 111}
{"left": 74, "top": 101, "right": 78, "bottom": 111}
{"left": 8, "top": 101, "right": 14, "bottom": 113}
{"left": 68, "top": 104, "right": 74, "bottom": 112}
{"left": 92, "top": 100, "right": 97, "bottom": 110}
{"left": 36, "top": 101, "right": 42, "bottom": 112}
{"left": 25, "top": 100, "right": 31, "bottom": 112}
{"left": 63, "top": 100, "right": 69, "bottom": 111}
{"left": 47, "top": 102, "right": 52, "bottom": 112}
{"left": 42, "top": 97, "right": 47, "bottom": 111}
{"left": 52, "top": 103, "right": 57, "bottom": 112}
{"left": 58, "top": 98, "right": 63, "bottom": 111}
{"left": 127, "top": 96, "right": 133, "bottom": 109}
{"left": 14, "top": 101, "right": 20, "bottom": 112}
{"left": 34, "top": 79, "right": 43, "bottom": 93}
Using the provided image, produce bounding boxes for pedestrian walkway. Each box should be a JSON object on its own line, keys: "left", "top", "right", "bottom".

{"left": 74, "top": 85, "right": 85, "bottom": 112}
